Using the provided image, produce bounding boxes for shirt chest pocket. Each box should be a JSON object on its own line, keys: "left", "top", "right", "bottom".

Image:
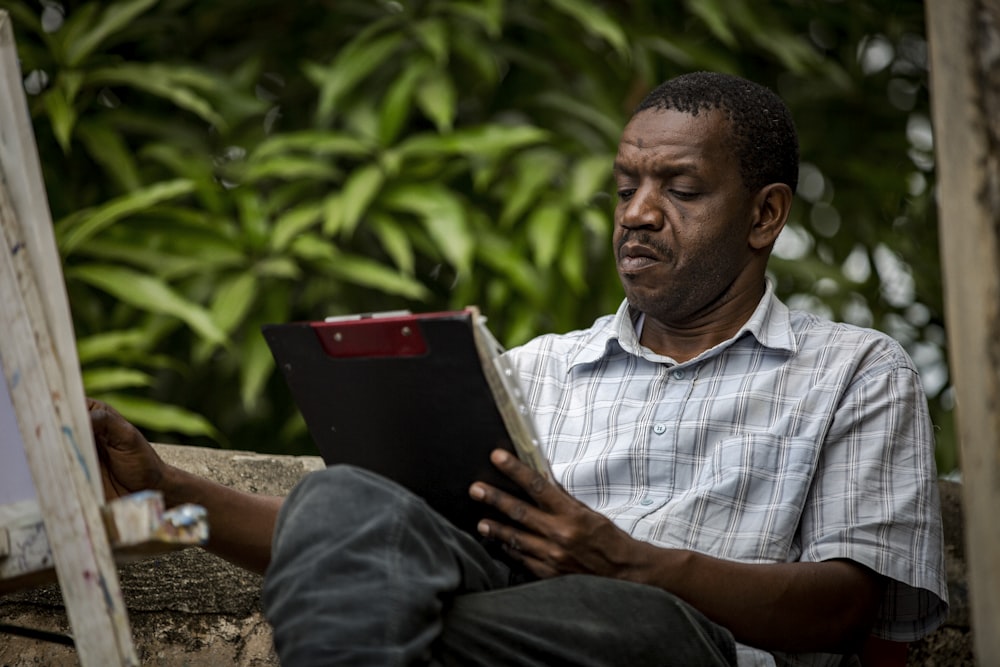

{"left": 676, "top": 434, "right": 820, "bottom": 562}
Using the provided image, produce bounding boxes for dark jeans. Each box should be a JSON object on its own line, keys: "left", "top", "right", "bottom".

{"left": 262, "top": 466, "right": 737, "bottom": 666}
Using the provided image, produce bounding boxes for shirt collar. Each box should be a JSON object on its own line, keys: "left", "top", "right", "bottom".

{"left": 568, "top": 278, "right": 796, "bottom": 368}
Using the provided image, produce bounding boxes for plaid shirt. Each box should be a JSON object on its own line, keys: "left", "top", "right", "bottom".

{"left": 505, "top": 284, "right": 948, "bottom": 667}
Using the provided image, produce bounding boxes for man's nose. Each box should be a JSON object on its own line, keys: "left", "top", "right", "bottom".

{"left": 618, "top": 185, "right": 664, "bottom": 230}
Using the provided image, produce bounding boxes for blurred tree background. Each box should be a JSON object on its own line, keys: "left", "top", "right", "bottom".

{"left": 0, "top": 0, "right": 955, "bottom": 471}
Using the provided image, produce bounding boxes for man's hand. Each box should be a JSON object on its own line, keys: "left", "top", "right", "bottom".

{"left": 89, "top": 397, "right": 283, "bottom": 573}
{"left": 470, "top": 449, "right": 652, "bottom": 581}
{"left": 470, "top": 448, "right": 886, "bottom": 653}
{"left": 88, "top": 398, "right": 168, "bottom": 501}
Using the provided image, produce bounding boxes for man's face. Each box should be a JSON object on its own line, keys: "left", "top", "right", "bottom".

{"left": 612, "top": 107, "right": 758, "bottom": 326}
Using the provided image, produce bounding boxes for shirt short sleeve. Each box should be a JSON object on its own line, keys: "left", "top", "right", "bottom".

{"left": 796, "top": 347, "right": 948, "bottom": 641}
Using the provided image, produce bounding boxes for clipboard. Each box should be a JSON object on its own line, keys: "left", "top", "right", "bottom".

{"left": 262, "top": 307, "right": 550, "bottom": 536}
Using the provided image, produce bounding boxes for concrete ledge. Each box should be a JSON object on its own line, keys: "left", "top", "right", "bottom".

{"left": 0, "top": 444, "right": 321, "bottom": 666}
{"left": 0, "top": 445, "right": 974, "bottom": 665}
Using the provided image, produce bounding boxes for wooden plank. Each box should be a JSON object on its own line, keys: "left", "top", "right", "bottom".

{"left": 0, "top": 44, "right": 138, "bottom": 666}
{"left": 0, "top": 112, "right": 138, "bottom": 667}
{"left": 925, "top": 0, "right": 1000, "bottom": 663}
{"left": 0, "top": 10, "right": 100, "bottom": 502}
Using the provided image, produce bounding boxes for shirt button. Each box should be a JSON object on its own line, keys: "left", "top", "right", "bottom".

{"left": 640, "top": 497, "right": 654, "bottom": 506}
{"left": 652, "top": 423, "right": 666, "bottom": 435}
{"left": 671, "top": 369, "right": 685, "bottom": 380}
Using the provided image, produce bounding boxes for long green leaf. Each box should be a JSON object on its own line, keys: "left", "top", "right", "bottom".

{"left": 413, "top": 18, "right": 449, "bottom": 64}
{"left": 252, "top": 131, "right": 372, "bottom": 161}
{"left": 76, "top": 120, "right": 142, "bottom": 191}
{"left": 568, "top": 154, "right": 614, "bottom": 207}
{"left": 338, "top": 164, "right": 385, "bottom": 236}
{"left": 57, "top": 179, "right": 196, "bottom": 254}
{"left": 683, "top": 0, "right": 738, "bottom": 48}
{"left": 499, "top": 149, "right": 565, "bottom": 227}
{"left": 396, "top": 125, "right": 549, "bottom": 159}
{"left": 291, "top": 234, "right": 430, "bottom": 300}
{"left": 210, "top": 272, "right": 258, "bottom": 335}
{"left": 94, "top": 393, "right": 222, "bottom": 441}
{"left": 378, "top": 60, "right": 429, "bottom": 146}
{"left": 242, "top": 156, "right": 340, "bottom": 183}
{"left": 415, "top": 69, "right": 457, "bottom": 132}
{"left": 476, "top": 233, "right": 544, "bottom": 302}
{"left": 369, "top": 212, "right": 416, "bottom": 275}
{"left": 42, "top": 86, "right": 76, "bottom": 153}
{"left": 86, "top": 64, "right": 226, "bottom": 128}
{"left": 73, "top": 237, "right": 230, "bottom": 278}
{"left": 77, "top": 329, "right": 150, "bottom": 364}
{"left": 141, "top": 144, "right": 228, "bottom": 215}
{"left": 322, "top": 192, "right": 345, "bottom": 236}
{"left": 558, "top": 224, "right": 587, "bottom": 292}
{"left": 448, "top": 0, "right": 503, "bottom": 38}
{"left": 449, "top": 27, "right": 501, "bottom": 86}
{"left": 272, "top": 202, "right": 324, "bottom": 251}
{"left": 240, "top": 329, "right": 274, "bottom": 411}
{"left": 308, "top": 32, "right": 406, "bottom": 123}
{"left": 239, "top": 285, "right": 293, "bottom": 411}
{"left": 82, "top": 367, "right": 153, "bottom": 393}
{"left": 547, "top": 0, "right": 629, "bottom": 58}
{"left": 50, "top": 2, "right": 100, "bottom": 62}
{"left": 535, "top": 91, "right": 622, "bottom": 143}
{"left": 526, "top": 200, "right": 567, "bottom": 269}
{"left": 381, "top": 184, "right": 473, "bottom": 274}
{"left": 254, "top": 257, "right": 301, "bottom": 280}
{"left": 69, "top": 264, "right": 227, "bottom": 345}
{"left": 64, "top": 0, "right": 159, "bottom": 66}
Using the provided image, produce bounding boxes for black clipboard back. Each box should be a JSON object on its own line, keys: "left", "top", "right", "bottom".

{"left": 262, "top": 308, "right": 548, "bottom": 535}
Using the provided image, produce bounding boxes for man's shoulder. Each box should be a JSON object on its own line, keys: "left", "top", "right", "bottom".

{"left": 784, "top": 306, "right": 916, "bottom": 371}
{"left": 505, "top": 312, "right": 620, "bottom": 364}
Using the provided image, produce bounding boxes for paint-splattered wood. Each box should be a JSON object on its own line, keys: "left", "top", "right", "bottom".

{"left": 0, "top": 11, "right": 138, "bottom": 664}
{"left": 0, "top": 10, "right": 99, "bottom": 501}
{"left": 0, "top": 168, "right": 138, "bottom": 666}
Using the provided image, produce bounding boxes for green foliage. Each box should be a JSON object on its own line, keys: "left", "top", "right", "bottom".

{"left": 2, "top": 0, "right": 955, "bottom": 470}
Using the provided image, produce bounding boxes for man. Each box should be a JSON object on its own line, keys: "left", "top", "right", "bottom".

{"left": 90, "top": 72, "right": 947, "bottom": 666}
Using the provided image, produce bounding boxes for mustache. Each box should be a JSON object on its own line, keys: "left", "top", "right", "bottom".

{"left": 617, "top": 231, "right": 672, "bottom": 260}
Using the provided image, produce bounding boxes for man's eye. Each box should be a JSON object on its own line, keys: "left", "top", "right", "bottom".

{"left": 617, "top": 188, "right": 636, "bottom": 201}
{"left": 670, "top": 190, "right": 699, "bottom": 201}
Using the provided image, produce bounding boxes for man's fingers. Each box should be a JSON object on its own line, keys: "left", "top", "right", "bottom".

{"left": 488, "top": 449, "right": 557, "bottom": 501}
{"left": 470, "top": 481, "right": 536, "bottom": 526}
{"left": 477, "top": 519, "right": 559, "bottom": 578}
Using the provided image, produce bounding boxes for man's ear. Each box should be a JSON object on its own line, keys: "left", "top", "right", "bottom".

{"left": 749, "top": 183, "right": 793, "bottom": 251}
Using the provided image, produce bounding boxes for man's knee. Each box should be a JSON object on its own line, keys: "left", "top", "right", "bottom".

{"left": 271, "top": 465, "right": 416, "bottom": 556}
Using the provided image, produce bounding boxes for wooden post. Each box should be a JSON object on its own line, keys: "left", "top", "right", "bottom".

{"left": 925, "top": 0, "right": 1000, "bottom": 663}
{"left": 0, "top": 184, "right": 138, "bottom": 665}
{"left": 0, "top": 10, "right": 100, "bottom": 502}
{"left": 0, "top": 10, "right": 138, "bottom": 665}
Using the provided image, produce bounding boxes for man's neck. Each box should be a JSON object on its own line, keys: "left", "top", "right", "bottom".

{"left": 637, "top": 282, "right": 766, "bottom": 362}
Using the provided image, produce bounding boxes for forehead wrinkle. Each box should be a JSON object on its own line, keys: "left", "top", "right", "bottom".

{"left": 614, "top": 147, "right": 703, "bottom": 179}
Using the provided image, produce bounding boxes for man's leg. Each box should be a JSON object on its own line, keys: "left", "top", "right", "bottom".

{"left": 262, "top": 465, "right": 512, "bottom": 667}
{"left": 432, "top": 575, "right": 738, "bottom": 667}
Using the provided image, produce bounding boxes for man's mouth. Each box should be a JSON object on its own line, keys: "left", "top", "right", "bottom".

{"left": 618, "top": 242, "right": 662, "bottom": 272}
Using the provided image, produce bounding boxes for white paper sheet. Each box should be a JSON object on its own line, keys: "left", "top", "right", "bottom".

{"left": 0, "top": 356, "right": 37, "bottom": 505}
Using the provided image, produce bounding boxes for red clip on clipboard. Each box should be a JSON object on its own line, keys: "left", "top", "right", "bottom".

{"left": 310, "top": 312, "right": 451, "bottom": 358}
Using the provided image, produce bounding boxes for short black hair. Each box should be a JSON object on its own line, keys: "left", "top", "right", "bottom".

{"left": 634, "top": 72, "right": 799, "bottom": 194}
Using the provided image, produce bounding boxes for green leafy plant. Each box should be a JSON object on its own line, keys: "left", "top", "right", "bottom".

{"left": 3, "top": 0, "right": 954, "bottom": 470}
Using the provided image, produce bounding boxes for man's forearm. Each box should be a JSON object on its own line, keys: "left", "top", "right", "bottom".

{"left": 161, "top": 464, "right": 283, "bottom": 574}
{"left": 626, "top": 544, "right": 885, "bottom": 653}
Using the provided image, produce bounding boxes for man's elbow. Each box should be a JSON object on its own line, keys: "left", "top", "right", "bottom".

{"left": 826, "top": 563, "right": 888, "bottom": 654}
